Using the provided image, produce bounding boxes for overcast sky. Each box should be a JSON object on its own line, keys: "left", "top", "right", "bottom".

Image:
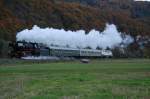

{"left": 135, "top": 0, "right": 150, "bottom": 1}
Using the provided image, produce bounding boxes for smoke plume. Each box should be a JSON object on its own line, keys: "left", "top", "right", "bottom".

{"left": 16, "top": 24, "right": 133, "bottom": 49}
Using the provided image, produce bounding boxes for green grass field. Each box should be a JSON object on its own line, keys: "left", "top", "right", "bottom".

{"left": 0, "top": 59, "right": 150, "bottom": 99}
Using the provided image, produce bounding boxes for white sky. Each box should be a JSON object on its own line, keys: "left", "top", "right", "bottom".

{"left": 135, "top": 0, "right": 150, "bottom": 1}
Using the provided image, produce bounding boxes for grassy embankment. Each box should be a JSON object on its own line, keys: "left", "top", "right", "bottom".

{"left": 0, "top": 59, "right": 150, "bottom": 99}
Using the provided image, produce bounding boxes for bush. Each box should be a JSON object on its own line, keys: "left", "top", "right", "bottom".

{"left": 0, "top": 39, "right": 9, "bottom": 58}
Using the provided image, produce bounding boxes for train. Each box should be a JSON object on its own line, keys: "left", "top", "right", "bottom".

{"left": 9, "top": 41, "right": 113, "bottom": 58}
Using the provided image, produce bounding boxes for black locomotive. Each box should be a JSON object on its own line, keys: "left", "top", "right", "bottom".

{"left": 9, "top": 41, "right": 41, "bottom": 58}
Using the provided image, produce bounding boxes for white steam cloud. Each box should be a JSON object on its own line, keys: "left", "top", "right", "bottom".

{"left": 16, "top": 24, "right": 133, "bottom": 49}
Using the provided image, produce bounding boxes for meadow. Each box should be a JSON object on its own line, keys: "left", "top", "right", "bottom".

{"left": 0, "top": 59, "right": 150, "bottom": 99}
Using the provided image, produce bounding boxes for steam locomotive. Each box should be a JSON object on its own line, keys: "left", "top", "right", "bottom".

{"left": 9, "top": 41, "right": 113, "bottom": 58}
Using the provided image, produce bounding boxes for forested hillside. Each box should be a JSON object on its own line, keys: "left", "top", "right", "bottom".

{"left": 0, "top": 0, "right": 150, "bottom": 57}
